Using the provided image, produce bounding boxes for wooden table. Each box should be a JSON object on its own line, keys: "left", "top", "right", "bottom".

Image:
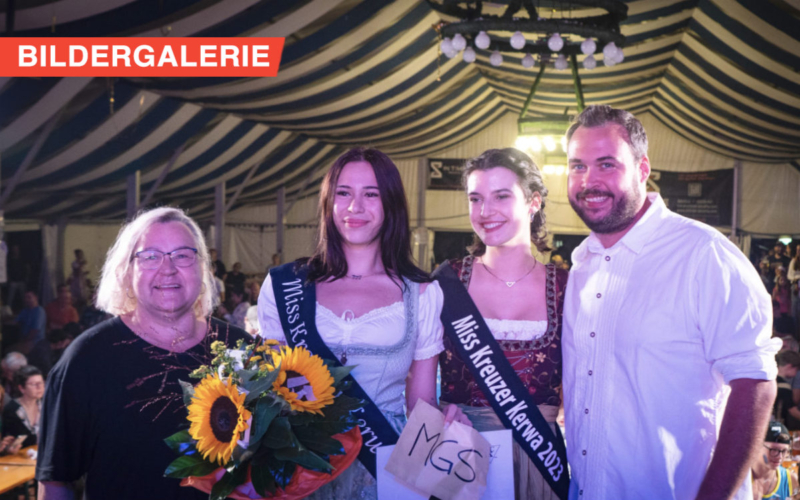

{"left": 0, "top": 446, "right": 37, "bottom": 496}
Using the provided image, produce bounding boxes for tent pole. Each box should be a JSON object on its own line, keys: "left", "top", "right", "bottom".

{"left": 570, "top": 54, "right": 585, "bottom": 112}
{"left": 215, "top": 182, "right": 225, "bottom": 262}
{"left": 416, "top": 157, "right": 428, "bottom": 271}
{"left": 276, "top": 186, "right": 285, "bottom": 262}
{"left": 126, "top": 171, "right": 140, "bottom": 220}
{"left": 520, "top": 64, "right": 546, "bottom": 120}
{"left": 139, "top": 143, "right": 184, "bottom": 209}
{"left": 225, "top": 160, "right": 262, "bottom": 213}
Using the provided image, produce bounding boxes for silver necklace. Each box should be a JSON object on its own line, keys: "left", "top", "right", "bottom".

{"left": 347, "top": 270, "right": 384, "bottom": 280}
{"left": 480, "top": 259, "right": 537, "bottom": 288}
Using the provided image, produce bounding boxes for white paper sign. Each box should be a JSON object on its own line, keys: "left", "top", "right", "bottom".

{"left": 377, "top": 429, "right": 514, "bottom": 500}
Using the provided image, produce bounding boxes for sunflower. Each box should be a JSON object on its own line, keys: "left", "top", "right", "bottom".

{"left": 187, "top": 373, "right": 251, "bottom": 465}
{"left": 272, "top": 346, "right": 335, "bottom": 415}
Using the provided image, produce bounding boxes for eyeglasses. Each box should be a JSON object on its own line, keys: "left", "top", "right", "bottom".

{"left": 764, "top": 444, "right": 791, "bottom": 458}
{"left": 25, "top": 381, "right": 44, "bottom": 388}
{"left": 134, "top": 248, "right": 198, "bottom": 270}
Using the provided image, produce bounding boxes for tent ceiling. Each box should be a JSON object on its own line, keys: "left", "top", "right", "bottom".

{"left": 0, "top": 0, "right": 798, "bottom": 221}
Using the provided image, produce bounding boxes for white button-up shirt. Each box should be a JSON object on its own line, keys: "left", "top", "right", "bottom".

{"left": 563, "top": 193, "right": 779, "bottom": 500}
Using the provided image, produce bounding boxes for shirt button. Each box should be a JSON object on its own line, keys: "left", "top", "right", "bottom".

{"left": 582, "top": 450, "right": 587, "bottom": 456}
{"left": 590, "top": 332, "right": 596, "bottom": 338}
{"left": 580, "top": 491, "right": 583, "bottom": 496}
{"left": 596, "top": 293, "right": 601, "bottom": 298}
{"left": 605, "top": 256, "right": 610, "bottom": 261}
{"left": 584, "top": 408, "right": 589, "bottom": 414}
{"left": 588, "top": 370, "right": 593, "bottom": 375}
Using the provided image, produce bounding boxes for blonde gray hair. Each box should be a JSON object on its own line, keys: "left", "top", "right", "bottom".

{"left": 95, "top": 207, "right": 217, "bottom": 317}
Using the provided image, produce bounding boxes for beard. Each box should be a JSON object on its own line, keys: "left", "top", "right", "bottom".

{"left": 569, "top": 186, "right": 644, "bottom": 234}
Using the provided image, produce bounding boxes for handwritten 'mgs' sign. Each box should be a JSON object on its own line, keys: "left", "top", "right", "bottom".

{"left": 384, "top": 400, "right": 490, "bottom": 500}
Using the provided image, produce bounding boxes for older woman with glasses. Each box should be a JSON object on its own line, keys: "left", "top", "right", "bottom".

{"left": 36, "top": 207, "right": 248, "bottom": 500}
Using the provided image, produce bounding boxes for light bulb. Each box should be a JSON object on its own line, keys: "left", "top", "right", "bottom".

{"left": 603, "top": 42, "right": 618, "bottom": 60}
{"left": 475, "top": 31, "right": 491, "bottom": 50}
{"left": 441, "top": 37, "right": 453, "bottom": 54}
{"left": 583, "top": 54, "right": 597, "bottom": 69}
{"left": 510, "top": 31, "right": 526, "bottom": 50}
{"left": 452, "top": 33, "right": 467, "bottom": 51}
{"left": 490, "top": 50, "right": 503, "bottom": 67}
{"left": 561, "top": 136, "right": 567, "bottom": 152}
{"left": 604, "top": 55, "right": 617, "bottom": 67}
{"left": 543, "top": 136, "right": 556, "bottom": 152}
{"left": 462, "top": 46, "right": 476, "bottom": 63}
{"left": 554, "top": 54, "right": 568, "bottom": 70}
{"left": 521, "top": 53, "right": 535, "bottom": 68}
{"left": 531, "top": 138, "right": 542, "bottom": 152}
{"left": 613, "top": 46, "right": 625, "bottom": 63}
{"left": 581, "top": 38, "right": 596, "bottom": 55}
{"left": 443, "top": 47, "right": 458, "bottom": 59}
{"left": 548, "top": 33, "right": 564, "bottom": 52}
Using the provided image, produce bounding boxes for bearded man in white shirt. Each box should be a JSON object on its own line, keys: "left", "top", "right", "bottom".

{"left": 562, "top": 105, "right": 779, "bottom": 500}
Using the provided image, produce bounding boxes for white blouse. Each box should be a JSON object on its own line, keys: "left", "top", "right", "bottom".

{"left": 484, "top": 318, "right": 547, "bottom": 342}
{"left": 258, "top": 275, "right": 445, "bottom": 361}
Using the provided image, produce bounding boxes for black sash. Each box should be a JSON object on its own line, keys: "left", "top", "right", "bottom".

{"left": 269, "top": 263, "right": 399, "bottom": 478}
{"left": 434, "top": 263, "right": 570, "bottom": 500}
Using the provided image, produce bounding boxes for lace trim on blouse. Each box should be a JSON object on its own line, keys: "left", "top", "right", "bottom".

{"left": 460, "top": 254, "right": 559, "bottom": 350}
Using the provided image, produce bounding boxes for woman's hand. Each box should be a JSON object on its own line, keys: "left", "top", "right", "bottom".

{"left": 0, "top": 435, "right": 13, "bottom": 454}
{"left": 443, "top": 404, "right": 472, "bottom": 428}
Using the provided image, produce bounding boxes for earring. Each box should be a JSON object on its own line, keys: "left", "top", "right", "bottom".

{"left": 125, "top": 287, "right": 135, "bottom": 299}
{"left": 530, "top": 211, "right": 537, "bottom": 222}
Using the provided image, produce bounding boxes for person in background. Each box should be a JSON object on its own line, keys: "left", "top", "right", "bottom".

{"left": 209, "top": 248, "right": 226, "bottom": 280}
{"left": 69, "top": 249, "right": 89, "bottom": 307}
{"left": 266, "top": 253, "right": 281, "bottom": 273}
{"left": 0, "top": 385, "right": 21, "bottom": 455}
{"left": 1, "top": 352, "right": 27, "bottom": 410}
{"left": 244, "top": 304, "right": 260, "bottom": 337}
{"left": 36, "top": 207, "right": 249, "bottom": 500}
{"left": 774, "top": 350, "right": 800, "bottom": 429}
{"left": 45, "top": 285, "right": 79, "bottom": 332}
{"left": 770, "top": 242, "right": 792, "bottom": 283}
{"left": 774, "top": 267, "right": 795, "bottom": 337}
{"left": 562, "top": 105, "right": 778, "bottom": 500}
{"left": 751, "top": 421, "right": 798, "bottom": 500}
{"left": 219, "top": 287, "right": 249, "bottom": 330}
{"left": 788, "top": 244, "right": 800, "bottom": 338}
{"left": 246, "top": 279, "right": 260, "bottom": 306}
{"left": 224, "top": 262, "right": 246, "bottom": 292}
{"left": 27, "top": 327, "right": 75, "bottom": 378}
{"left": 211, "top": 262, "right": 225, "bottom": 305}
{"left": 2, "top": 365, "right": 44, "bottom": 448}
{"left": 12, "top": 291, "right": 46, "bottom": 355}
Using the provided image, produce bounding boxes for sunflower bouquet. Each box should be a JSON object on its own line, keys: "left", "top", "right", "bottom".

{"left": 164, "top": 339, "right": 365, "bottom": 500}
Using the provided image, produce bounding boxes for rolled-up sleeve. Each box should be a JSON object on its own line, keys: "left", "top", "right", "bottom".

{"left": 695, "top": 236, "right": 780, "bottom": 383}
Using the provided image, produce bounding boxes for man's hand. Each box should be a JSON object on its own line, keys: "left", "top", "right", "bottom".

{"left": 695, "top": 378, "right": 777, "bottom": 500}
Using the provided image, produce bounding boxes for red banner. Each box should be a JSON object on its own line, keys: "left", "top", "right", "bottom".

{"left": 0, "top": 38, "right": 285, "bottom": 77}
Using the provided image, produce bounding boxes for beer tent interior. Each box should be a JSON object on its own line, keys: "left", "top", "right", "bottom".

{"left": 0, "top": 0, "right": 798, "bottom": 301}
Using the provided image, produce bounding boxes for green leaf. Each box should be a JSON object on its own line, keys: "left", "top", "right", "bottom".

{"left": 164, "top": 454, "right": 218, "bottom": 479}
{"left": 293, "top": 426, "right": 345, "bottom": 456}
{"left": 322, "top": 394, "right": 365, "bottom": 421}
{"left": 209, "top": 465, "right": 248, "bottom": 500}
{"left": 263, "top": 417, "right": 299, "bottom": 449}
{"left": 323, "top": 363, "right": 356, "bottom": 387}
{"left": 248, "top": 396, "right": 282, "bottom": 451}
{"left": 178, "top": 379, "right": 195, "bottom": 407}
{"left": 164, "top": 429, "right": 194, "bottom": 455}
{"left": 251, "top": 464, "right": 277, "bottom": 497}
{"left": 244, "top": 363, "right": 282, "bottom": 404}
{"left": 274, "top": 445, "right": 332, "bottom": 473}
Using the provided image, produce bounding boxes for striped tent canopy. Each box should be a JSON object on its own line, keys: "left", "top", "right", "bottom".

{"left": 0, "top": 0, "right": 797, "bottom": 221}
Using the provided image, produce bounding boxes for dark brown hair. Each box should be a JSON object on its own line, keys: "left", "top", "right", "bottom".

{"left": 304, "top": 147, "right": 428, "bottom": 285}
{"left": 463, "top": 148, "right": 551, "bottom": 255}
{"left": 566, "top": 104, "right": 648, "bottom": 162}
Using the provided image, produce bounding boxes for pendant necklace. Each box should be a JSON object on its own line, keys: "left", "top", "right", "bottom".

{"left": 480, "top": 259, "right": 537, "bottom": 288}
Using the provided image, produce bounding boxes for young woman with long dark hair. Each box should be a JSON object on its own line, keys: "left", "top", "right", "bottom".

{"left": 258, "top": 147, "right": 466, "bottom": 499}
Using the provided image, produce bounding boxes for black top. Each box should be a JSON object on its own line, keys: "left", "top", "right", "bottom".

{"left": 214, "top": 259, "right": 227, "bottom": 280}
{"left": 36, "top": 316, "right": 248, "bottom": 499}
{"left": 2, "top": 399, "right": 38, "bottom": 447}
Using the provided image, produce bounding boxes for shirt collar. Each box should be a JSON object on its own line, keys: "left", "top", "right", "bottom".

{"left": 577, "top": 192, "right": 667, "bottom": 259}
